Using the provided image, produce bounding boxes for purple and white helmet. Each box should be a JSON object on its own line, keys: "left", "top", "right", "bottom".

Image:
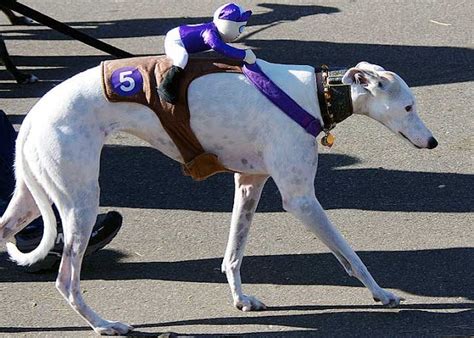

{"left": 213, "top": 3, "right": 252, "bottom": 42}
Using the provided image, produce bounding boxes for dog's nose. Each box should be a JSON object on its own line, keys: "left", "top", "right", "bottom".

{"left": 427, "top": 137, "right": 438, "bottom": 149}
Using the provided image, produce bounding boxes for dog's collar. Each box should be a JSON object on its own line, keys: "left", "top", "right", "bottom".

{"left": 316, "top": 65, "right": 353, "bottom": 131}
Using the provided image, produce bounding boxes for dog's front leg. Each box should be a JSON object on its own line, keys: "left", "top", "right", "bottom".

{"left": 222, "top": 173, "right": 268, "bottom": 311}
{"left": 281, "top": 191, "right": 403, "bottom": 306}
{"left": 270, "top": 147, "right": 403, "bottom": 307}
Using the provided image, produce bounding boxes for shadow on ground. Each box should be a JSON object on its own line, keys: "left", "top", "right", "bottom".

{"left": 0, "top": 308, "right": 472, "bottom": 336}
{"left": 1, "top": 42, "right": 471, "bottom": 100}
{"left": 92, "top": 145, "right": 473, "bottom": 213}
{"left": 133, "top": 309, "right": 474, "bottom": 337}
{"left": 1, "top": 3, "right": 472, "bottom": 99}
{"left": 1, "top": 247, "right": 473, "bottom": 302}
{"left": 0, "top": 3, "right": 339, "bottom": 41}
{"left": 1, "top": 247, "right": 472, "bottom": 335}
{"left": 1, "top": 248, "right": 472, "bottom": 336}
{"left": 0, "top": 3, "right": 338, "bottom": 98}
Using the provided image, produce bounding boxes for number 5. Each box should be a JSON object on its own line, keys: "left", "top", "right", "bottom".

{"left": 119, "top": 70, "right": 135, "bottom": 92}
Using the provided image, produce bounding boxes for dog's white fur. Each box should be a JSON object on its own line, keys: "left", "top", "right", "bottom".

{"left": 0, "top": 59, "right": 436, "bottom": 335}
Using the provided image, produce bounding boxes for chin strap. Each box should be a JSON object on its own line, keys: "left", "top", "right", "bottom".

{"left": 316, "top": 65, "right": 353, "bottom": 147}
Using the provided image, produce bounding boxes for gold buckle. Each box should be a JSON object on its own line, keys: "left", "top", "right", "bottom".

{"left": 321, "top": 130, "right": 335, "bottom": 147}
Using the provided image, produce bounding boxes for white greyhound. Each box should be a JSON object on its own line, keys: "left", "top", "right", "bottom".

{"left": 0, "top": 59, "right": 437, "bottom": 335}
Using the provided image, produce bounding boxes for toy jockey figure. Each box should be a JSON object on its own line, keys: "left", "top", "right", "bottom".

{"left": 158, "top": 3, "right": 256, "bottom": 104}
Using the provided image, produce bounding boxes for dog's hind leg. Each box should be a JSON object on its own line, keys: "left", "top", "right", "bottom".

{"left": 17, "top": 115, "right": 135, "bottom": 334}
{"left": 53, "top": 180, "right": 133, "bottom": 335}
{"left": 270, "top": 146, "right": 403, "bottom": 307}
{"left": 0, "top": 179, "right": 41, "bottom": 242}
{"left": 222, "top": 173, "right": 268, "bottom": 311}
{"left": 41, "top": 146, "right": 133, "bottom": 334}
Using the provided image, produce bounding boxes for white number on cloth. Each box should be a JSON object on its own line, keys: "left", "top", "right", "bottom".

{"left": 119, "top": 70, "right": 135, "bottom": 92}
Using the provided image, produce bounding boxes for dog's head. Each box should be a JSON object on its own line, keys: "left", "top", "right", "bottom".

{"left": 342, "top": 62, "right": 438, "bottom": 149}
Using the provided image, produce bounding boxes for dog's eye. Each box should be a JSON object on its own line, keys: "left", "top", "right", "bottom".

{"left": 378, "top": 81, "right": 383, "bottom": 89}
{"left": 405, "top": 105, "right": 412, "bottom": 112}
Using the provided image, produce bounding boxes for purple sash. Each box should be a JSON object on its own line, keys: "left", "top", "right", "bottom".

{"left": 242, "top": 63, "right": 322, "bottom": 137}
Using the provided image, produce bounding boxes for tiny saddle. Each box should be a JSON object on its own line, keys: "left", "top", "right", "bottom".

{"left": 101, "top": 56, "right": 244, "bottom": 180}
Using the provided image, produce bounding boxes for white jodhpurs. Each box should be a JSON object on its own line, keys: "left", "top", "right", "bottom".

{"left": 164, "top": 27, "right": 189, "bottom": 69}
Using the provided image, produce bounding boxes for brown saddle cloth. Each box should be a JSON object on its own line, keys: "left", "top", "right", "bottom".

{"left": 101, "top": 56, "right": 243, "bottom": 181}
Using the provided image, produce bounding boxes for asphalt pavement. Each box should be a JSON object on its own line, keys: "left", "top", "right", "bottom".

{"left": 0, "top": 0, "right": 473, "bottom": 336}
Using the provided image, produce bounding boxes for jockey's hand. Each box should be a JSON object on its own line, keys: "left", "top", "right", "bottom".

{"left": 244, "top": 49, "right": 256, "bottom": 64}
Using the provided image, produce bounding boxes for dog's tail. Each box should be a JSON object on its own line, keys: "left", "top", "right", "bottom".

{"left": 6, "top": 126, "right": 57, "bottom": 266}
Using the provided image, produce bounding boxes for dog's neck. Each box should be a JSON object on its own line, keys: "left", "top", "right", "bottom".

{"left": 350, "top": 87, "right": 371, "bottom": 116}
{"left": 316, "top": 68, "right": 354, "bottom": 131}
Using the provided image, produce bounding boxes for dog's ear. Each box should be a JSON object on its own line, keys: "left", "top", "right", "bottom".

{"left": 342, "top": 68, "right": 372, "bottom": 87}
{"left": 343, "top": 61, "right": 386, "bottom": 88}
{"left": 343, "top": 66, "right": 381, "bottom": 93}
{"left": 342, "top": 68, "right": 361, "bottom": 85}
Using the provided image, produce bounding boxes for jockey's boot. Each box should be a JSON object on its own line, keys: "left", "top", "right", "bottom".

{"left": 158, "top": 65, "right": 184, "bottom": 104}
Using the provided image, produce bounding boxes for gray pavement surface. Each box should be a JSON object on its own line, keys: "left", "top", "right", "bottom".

{"left": 0, "top": 0, "right": 473, "bottom": 336}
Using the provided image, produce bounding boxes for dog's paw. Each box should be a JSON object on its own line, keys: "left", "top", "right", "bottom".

{"left": 234, "top": 295, "right": 267, "bottom": 312}
{"left": 373, "top": 290, "right": 405, "bottom": 308}
{"left": 94, "top": 320, "right": 134, "bottom": 335}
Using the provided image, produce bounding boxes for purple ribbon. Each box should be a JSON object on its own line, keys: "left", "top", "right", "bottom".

{"left": 242, "top": 63, "right": 322, "bottom": 137}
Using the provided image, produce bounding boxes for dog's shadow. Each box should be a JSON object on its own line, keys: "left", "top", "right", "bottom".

{"left": 130, "top": 308, "right": 474, "bottom": 337}
{"left": 91, "top": 248, "right": 474, "bottom": 301}
{"left": 98, "top": 145, "right": 473, "bottom": 213}
{"left": 0, "top": 309, "right": 472, "bottom": 336}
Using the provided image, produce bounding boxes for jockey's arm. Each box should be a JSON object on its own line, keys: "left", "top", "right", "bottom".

{"left": 203, "top": 30, "right": 246, "bottom": 60}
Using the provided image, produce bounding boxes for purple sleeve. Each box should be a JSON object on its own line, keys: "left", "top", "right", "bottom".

{"left": 202, "top": 29, "right": 246, "bottom": 60}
